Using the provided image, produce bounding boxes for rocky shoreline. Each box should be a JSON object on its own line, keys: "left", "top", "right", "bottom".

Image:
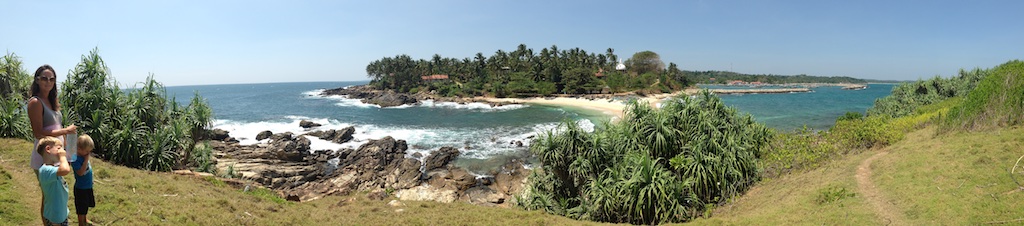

{"left": 320, "top": 85, "right": 516, "bottom": 108}
{"left": 204, "top": 125, "right": 530, "bottom": 207}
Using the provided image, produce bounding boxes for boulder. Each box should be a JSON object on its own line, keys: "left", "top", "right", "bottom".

{"left": 211, "top": 129, "right": 230, "bottom": 141}
{"left": 464, "top": 186, "right": 504, "bottom": 205}
{"left": 299, "top": 120, "right": 322, "bottom": 128}
{"left": 266, "top": 132, "right": 311, "bottom": 161}
{"left": 304, "top": 127, "right": 355, "bottom": 144}
{"left": 422, "top": 147, "right": 459, "bottom": 171}
{"left": 256, "top": 130, "right": 273, "bottom": 141}
{"left": 425, "top": 167, "right": 476, "bottom": 191}
{"left": 490, "top": 159, "right": 531, "bottom": 197}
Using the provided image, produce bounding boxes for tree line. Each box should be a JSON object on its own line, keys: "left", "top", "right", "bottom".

{"left": 684, "top": 70, "right": 867, "bottom": 84}
{"left": 365, "top": 44, "right": 693, "bottom": 97}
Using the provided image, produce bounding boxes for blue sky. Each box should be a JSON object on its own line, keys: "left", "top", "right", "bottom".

{"left": 3, "top": 0, "right": 1022, "bottom": 86}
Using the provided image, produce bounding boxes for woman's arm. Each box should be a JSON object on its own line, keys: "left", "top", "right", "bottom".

{"left": 27, "top": 98, "right": 73, "bottom": 138}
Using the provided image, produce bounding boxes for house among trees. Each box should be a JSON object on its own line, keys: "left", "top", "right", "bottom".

{"left": 421, "top": 74, "right": 449, "bottom": 83}
{"left": 727, "top": 80, "right": 747, "bottom": 86}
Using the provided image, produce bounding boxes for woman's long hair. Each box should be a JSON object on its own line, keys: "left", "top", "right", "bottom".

{"left": 30, "top": 64, "right": 59, "bottom": 111}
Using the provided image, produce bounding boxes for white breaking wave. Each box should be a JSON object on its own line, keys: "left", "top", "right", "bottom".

{"left": 418, "top": 100, "right": 528, "bottom": 112}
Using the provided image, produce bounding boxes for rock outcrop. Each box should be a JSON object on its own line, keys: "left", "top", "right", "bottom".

{"left": 321, "top": 86, "right": 417, "bottom": 107}
{"left": 209, "top": 130, "right": 531, "bottom": 206}
{"left": 299, "top": 120, "right": 322, "bottom": 128}
{"left": 303, "top": 127, "right": 355, "bottom": 144}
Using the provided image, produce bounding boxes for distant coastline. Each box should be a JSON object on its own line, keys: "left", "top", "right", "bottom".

{"left": 319, "top": 82, "right": 875, "bottom": 120}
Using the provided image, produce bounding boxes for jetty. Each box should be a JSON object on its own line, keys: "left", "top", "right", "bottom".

{"left": 841, "top": 84, "right": 868, "bottom": 90}
{"left": 709, "top": 88, "right": 812, "bottom": 94}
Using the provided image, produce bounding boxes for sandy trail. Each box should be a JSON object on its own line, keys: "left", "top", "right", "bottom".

{"left": 855, "top": 151, "right": 906, "bottom": 225}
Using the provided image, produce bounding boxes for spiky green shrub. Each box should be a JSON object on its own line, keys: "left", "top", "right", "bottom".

{"left": 869, "top": 67, "right": 988, "bottom": 118}
{"left": 0, "top": 97, "right": 32, "bottom": 140}
{"left": 521, "top": 90, "right": 771, "bottom": 224}
{"left": 0, "top": 53, "right": 33, "bottom": 140}
{"left": 942, "top": 60, "right": 1024, "bottom": 130}
{"left": 60, "top": 48, "right": 214, "bottom": 172}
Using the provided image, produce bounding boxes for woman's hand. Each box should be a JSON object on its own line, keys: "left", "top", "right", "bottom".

{"left": 64, "top": 124, "right": 77, "bottom": 135}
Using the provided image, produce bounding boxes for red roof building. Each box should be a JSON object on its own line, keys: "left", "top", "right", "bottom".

{"left": 421, "top": 74, "right": 449, "bottom": 81}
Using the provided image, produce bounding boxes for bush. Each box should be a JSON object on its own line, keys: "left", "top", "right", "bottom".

{"left": 869, "top": 67, "right": 988, "bottom": 118}
{"left": 521, "top": 90, "right": 770, "bottom": 224}
{"left": 0, "top": 53, "right": 33, "bottom": 140}
{"left": 60, "top": 48, "right": 214, "bottom": 172}
{"left": 942, "top": 60, "right": 1024, "bottom": 130}
{"left": 762, "top": 127, "right": 838, "bottom": 178}
{"left": 0, "top": 97, "right": 32, "bottom": 140}
{"left": 837, "top": 112, "right": 863, "bottom": 121}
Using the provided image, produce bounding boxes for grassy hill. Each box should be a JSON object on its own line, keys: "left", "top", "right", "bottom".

{"left": 690, "top": 125, "right": 1024, "bottom": 225}
{"left": 0, "top": 138, "right": 598, "bottom": 225}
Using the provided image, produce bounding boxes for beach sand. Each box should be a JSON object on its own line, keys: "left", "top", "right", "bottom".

{"left": 481, "top": 89, "right": 697, "bottom": 120}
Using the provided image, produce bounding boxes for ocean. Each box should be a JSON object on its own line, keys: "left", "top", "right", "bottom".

{"left": 709, "top": 84, "right": 895, "bottom": 131}
{"left": 166, "top": 82, "right": 894, "bottom": 173}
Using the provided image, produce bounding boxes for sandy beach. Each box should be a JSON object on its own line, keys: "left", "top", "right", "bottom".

{"left": 481, "top": 89, "right": 697, "bottom": 120}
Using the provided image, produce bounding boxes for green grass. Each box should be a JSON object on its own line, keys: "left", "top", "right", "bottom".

{"left": 688, "top": 147, "right": 881, "bottom": 225}
{"left": 943, "top": 60, "right": 1024, "bottom": 130}
{"left": 0, "top": 138, "right": 600, "bottom": 225}
{"left": 874, "top": 126, "right": 1024, "bottom": 224}
{"left": 686, "top": 125, "right": 1024, "bottom": 225}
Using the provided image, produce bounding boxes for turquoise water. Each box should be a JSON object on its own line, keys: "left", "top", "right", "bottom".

{"left": 166, "top": 82, "right": 893, "bottom": 172}
{"left": 710, "top": 84, "right": 894, "bottom": 131}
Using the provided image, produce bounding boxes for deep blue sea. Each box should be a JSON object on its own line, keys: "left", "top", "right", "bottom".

{"left": 166, "top": 82, "right": 894, "bottom": 173}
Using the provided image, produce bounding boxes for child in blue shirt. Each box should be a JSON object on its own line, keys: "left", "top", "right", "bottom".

{"left": 69, "top": 134, "right": 95, "bottom": 226}
{"left": 37, "top": 136, "right": 71, "bottom": 225}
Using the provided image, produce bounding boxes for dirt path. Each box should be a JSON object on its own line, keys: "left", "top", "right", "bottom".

{"left": 855, "top": 151, "right": 906, "bottom": 225}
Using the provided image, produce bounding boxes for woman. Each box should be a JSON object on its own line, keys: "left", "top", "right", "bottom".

{"left": 27, "top": 64, "right": 76, "bottom": 225}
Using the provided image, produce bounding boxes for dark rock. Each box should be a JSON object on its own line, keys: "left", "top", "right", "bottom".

{"left": 320, "top": 85, "right": 419, "bottom": 108}
{"left": 422, "top": 147, "right": 459, "bottom": 171}
{"left": 476, "top": 176, "right": 494, "bottom": 186}
{"left": 411, "top": 153, "right": 423, "bottom": 159}
{"left": 366, "top": 92, "right": 417, "bottom": 108}
{"left": 286, "top": 194, "right": 301, "bottom": 202}
{"left": 514, "top": 140, "right": 523, "bottom": 147}
{"left": 304, "top": 126, "right": 355, "bottom": 144}
{"left": 299, "top": 120, "right": 322, "bottom": 128}
{"left": 256, "top": 130, "right": 273, "bottom": 141}
{"left": 266, "top": 132, "right": 311, "bottom": 161}
{"left": 211, "top": 129, "right": 230, "bottom": 141}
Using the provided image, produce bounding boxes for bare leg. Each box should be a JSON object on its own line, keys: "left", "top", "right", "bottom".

{"left": 78, "top": 214, "right": 87, "bottom": 226}
{"left": 39, "top": 197, "right": 44, "bottom": 226}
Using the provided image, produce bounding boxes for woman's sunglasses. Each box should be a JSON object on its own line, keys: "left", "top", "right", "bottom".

{"left": 37, "top": 76, "right": 56, "bottom": 82}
